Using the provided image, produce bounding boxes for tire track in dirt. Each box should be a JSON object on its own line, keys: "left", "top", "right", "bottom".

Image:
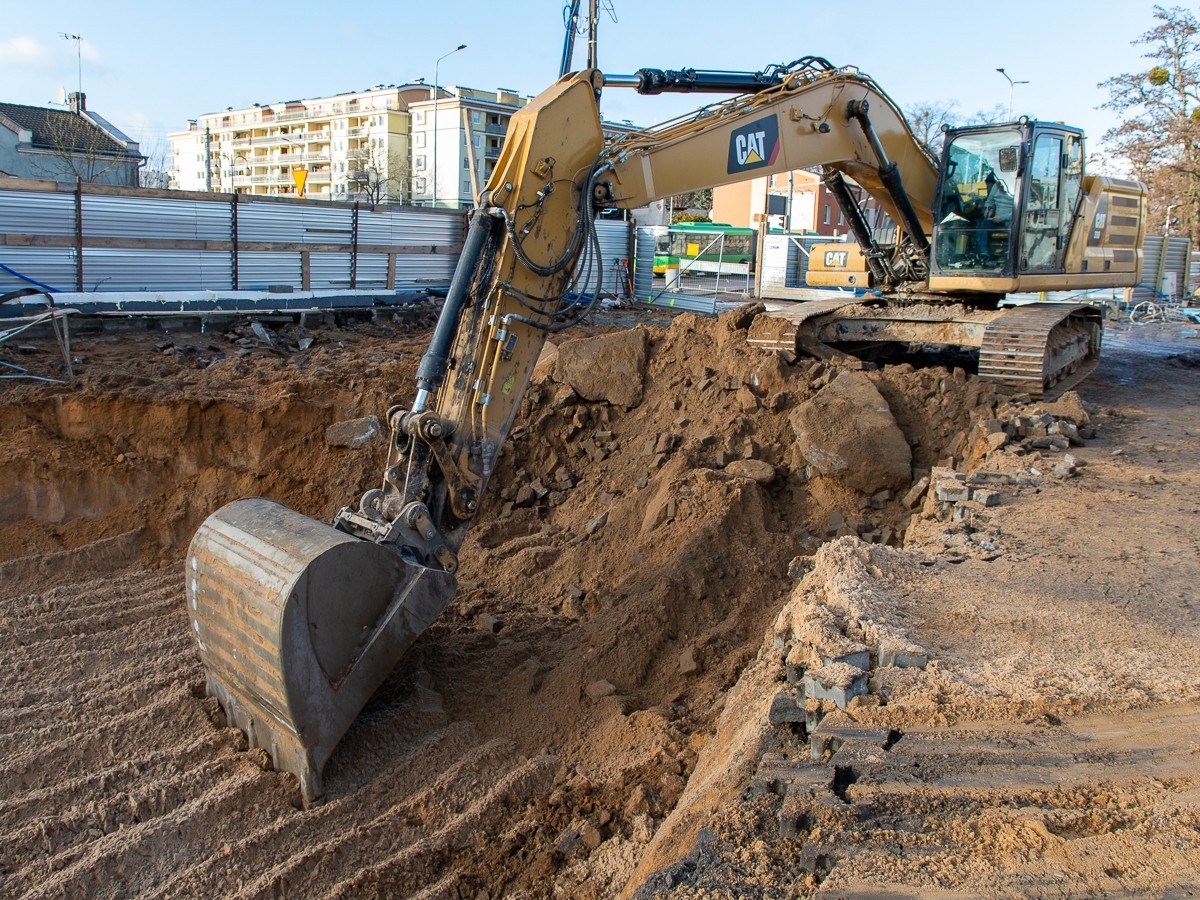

{"left": 145, "top": 721, "right": 482, "bottom": 898}
{"left": 239, "top": 739, "right": 533, "bottom": 898}
{"left": 17, "top": 766, "right": 287, "bottom": 900}
{"left": 0, "top": 731, "right": 230, "bottom": 830}
{"left": 0, "top": 686, "right": 206, "bottom": 796}
{"left": 326, "top": 756, "right": 558, "bottom": 899}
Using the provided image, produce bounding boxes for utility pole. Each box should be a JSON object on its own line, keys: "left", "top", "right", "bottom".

{"left": 432, "top": 43, "right": 467, "bottom": 208}
{"left": 995, "top": 68, "right": 1029, "bottom": 120}
{"left": 587, "top": 0, "right": 599, "bottom": 69}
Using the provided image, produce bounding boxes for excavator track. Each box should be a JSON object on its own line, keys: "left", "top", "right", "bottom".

{"left": 978, "top": 303, "right": 1102, "bottom": 400}
{"left": 751, "top": 301, "right": 1103, "bottom": 400}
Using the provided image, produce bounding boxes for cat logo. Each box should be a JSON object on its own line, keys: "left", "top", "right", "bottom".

{"left": 824, "top": 250, "right": 849, "bottom": 268}
{"left": 727, "top": 115, "right": 780, "bottom": 175}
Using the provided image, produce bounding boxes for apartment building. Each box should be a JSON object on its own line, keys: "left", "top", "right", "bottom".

{"left": 169, "top": 83, "right": 534, "bottom": 206}
{"left": 169, "top": 84, "right": 424, "bottom": 201}
{"left": 408, "top": 86, "right": 527, "bottom": 208}
{"left": 171, "top": 83, "right": 637, "bottom": 207}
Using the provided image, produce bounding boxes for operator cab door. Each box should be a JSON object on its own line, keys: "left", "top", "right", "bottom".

{"left": 930, "top": 124, "right": 1024, "bottom": 278}
{"left": 1018, "top": 127, "right": 1084, "bottom": 273}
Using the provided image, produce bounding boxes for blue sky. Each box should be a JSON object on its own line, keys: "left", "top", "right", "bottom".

{"left": 0, "top": 1, "right": 1161, "bottom": 163}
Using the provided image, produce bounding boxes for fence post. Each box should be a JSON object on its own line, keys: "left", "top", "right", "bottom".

{"left": 74, "top": 179, "right": 84, "bottom": 291}
{"left": 231, "top": 193, "right": 240, "bottom": 290}
{"left": 350, "top": 201, "right": 359, "bottom": 289}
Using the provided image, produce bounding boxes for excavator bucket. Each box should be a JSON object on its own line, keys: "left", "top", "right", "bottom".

{"left": 185, "top": 498, "right": 456, "bottom": 804}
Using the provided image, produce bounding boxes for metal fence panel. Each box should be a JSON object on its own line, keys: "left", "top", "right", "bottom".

{"left": 82, "top": 194, "right": 232, "bottom": 241}
{"left": 0, "top": 247, "right": 76, "bottom": 292}
{"left": 0, "top": 182, "right": 466, "bottom": 296}
{"left": 1132, "top": 235, "right": 1191, "bottom": 303}
{"left": 0, "top": 190, "right": 74, "bottom": 235}
{"left": 594, "top": 219, "right": 631, "bottom": 298}
{"left": 238, "top": 251, "right": 302, "bottom": 289}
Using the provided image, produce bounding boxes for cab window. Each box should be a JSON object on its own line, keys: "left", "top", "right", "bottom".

{"left": 933, "top": 128, "right": 1021, "bottom": 274}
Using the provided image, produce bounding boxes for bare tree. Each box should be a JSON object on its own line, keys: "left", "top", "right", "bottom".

{"left": 1101, "top": 5, "right": 1200, "bottom": 244}
{"left": 347, "top": 141, "right": 409, "bottom": 205}
{"left": 138, "top": 135, "right": 171, "bottom": 188}
{"left": 905, "top": 99, "right": 961, "bottom": 155}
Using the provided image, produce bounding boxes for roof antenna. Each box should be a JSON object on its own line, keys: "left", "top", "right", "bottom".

{"left": 58, "top": 33, "right": 83, "bottom": 100}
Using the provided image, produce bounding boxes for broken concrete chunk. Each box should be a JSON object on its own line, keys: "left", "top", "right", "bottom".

{"left": 324, "top": 415, "right": 383, "bottom": 449}
{"left": 803, "top": 664, "right": 868, "bottom": 710}
{"left": 554, "top": 328, "right": 649, "bottom": 408}
{"left": 768, "top": 690, "right": 806, "bottom": 725}
{"left": 725, "top": 458, "right": 776, "bottom": 484}
{"left": 934, "top": 480, "right": 970, "bottom": 503}
{"left": 902, "top": 477, "right": 930, "bottom": 509}
{"left": 1042, "top": 390, "right": 1091, "bottom": 426}
{"left": 970, "top": 487, "right": 1001, "bottom": 507}
{"left": 475, "top": 613, "right": 503, "bottom": 633}
{"left": 679, "top": 645, "right": 702, "bottom": 676}
{"left": 585, "top": 680, "right": 617, "bottom": 701}
{"left": 789, "top": 371, "right": 912, "bottom": 495}
{"left": 878, "top": 641, "right": 928, "bottom": 669}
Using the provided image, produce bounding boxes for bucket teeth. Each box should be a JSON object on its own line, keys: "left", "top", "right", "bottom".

{"left": 186, "top": 498, "right": 457, "bottom": 805}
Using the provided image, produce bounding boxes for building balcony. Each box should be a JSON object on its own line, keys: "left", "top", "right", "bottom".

{"left": 306, "top": 170, "right": 332, "bottom": 183}
{"left": 347, "top": 126, "right": 368, "bottom": 137}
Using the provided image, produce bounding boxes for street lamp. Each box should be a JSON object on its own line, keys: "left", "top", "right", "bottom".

{"left": 431, "top": 43, "right": 467, "bottom": 208}
{"left": 996, "top": 68, "right": 1029, "bottom": 120}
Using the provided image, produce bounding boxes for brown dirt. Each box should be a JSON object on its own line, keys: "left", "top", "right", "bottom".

{"left": 2, "top": 310, "right": 1198, "bottom": 898}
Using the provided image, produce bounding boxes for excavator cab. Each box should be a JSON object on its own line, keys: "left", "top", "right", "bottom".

{"left": 931, "top": 121, "right": 1085, "bottom": 282}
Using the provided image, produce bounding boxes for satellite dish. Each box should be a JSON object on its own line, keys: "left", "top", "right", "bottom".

{"left": 55, "top": 85, "right": 67, "bottom": 104}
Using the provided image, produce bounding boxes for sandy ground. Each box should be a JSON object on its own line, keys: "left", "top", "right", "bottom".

{"left": 1, "top": 308, "right": 1198, "bottom": 898}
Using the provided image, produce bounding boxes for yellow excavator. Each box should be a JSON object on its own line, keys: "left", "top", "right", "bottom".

{"left": 186, "top": 59, "right": 1145, "bottom": 803}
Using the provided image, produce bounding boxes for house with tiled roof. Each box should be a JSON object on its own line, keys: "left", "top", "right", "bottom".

{"left": 0, "top": 92, "right": 142, "bottom": 186}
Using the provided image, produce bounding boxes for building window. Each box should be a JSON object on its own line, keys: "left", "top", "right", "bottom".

{"left": 823, "top": 205, "right": 830, "bottom": 225}
{"left": 414, "top": 111, "right": 425, "bottom": 124}
{"left": 462, "top": 158, "right": 469, "bottom": 169}
{"left": 474, "top": 134, "right": 482, "bottom": 148}
{"left": 838, "top": 210, "right": 844, "bottom": 226}
{"left": 414, "top": 177, "right": 426, "bottom": 193}
{"left": 463, "top": 179, "right": 471, "bottom": 193}
{"left": 415, "top": 155, "right": 425, "bottom": 169}
{"left": 472, "top": 111, "right": 481, "bottom": 124}
{"left": 414, "top": 132, "right": 425, "bottom": 148}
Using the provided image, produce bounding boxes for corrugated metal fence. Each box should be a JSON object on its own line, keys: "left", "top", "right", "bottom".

{"left": 0, "top": 179, "right": 640, "bottom": 304}
{"left": 1134, "top": 235, "right": 1191, "bottom": 304}
{"left": 0, "top": 179, "right": 464, "bottom": 294}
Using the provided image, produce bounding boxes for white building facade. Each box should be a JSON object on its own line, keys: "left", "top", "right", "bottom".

{"left": 171, "top": 84, "right": 637, "bottom": 208}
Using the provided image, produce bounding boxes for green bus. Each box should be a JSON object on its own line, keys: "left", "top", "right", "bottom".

{"left": 653, "top": 222, "right": 757, "bottom": 275}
